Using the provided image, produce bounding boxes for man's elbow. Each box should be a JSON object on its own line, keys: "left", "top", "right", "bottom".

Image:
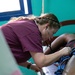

{"left": 34, "top": 56, "right": 46, "bottom": 68}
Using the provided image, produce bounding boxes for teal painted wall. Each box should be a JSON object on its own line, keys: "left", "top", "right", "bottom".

{"left": 48, "top": 0, "right": 75, "bottom": 36}
{"left": 48, "top": 0, "right": 75, "bottom": 21}
{"left": 0, "top": 0, "right": 75, "bottom": 75}
{"left": 32, "top": 0, "right": 75, "bottom": 20}
{"left": 31, "top": 0, "right": 75, "bottom": 36}
{"left": 31, "top": 0, "right": 50, "bottom": 16}
{"left": 0, "top": 21, "right": 8, "bottom": 26}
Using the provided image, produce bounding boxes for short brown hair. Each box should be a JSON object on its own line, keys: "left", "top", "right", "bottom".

{"left": 35, "top": 13, "right": 61, "bottom": 29}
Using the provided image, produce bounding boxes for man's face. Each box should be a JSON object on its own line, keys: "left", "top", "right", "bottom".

{"left": 42, "top": 27, "right": 58, "bottom": 42}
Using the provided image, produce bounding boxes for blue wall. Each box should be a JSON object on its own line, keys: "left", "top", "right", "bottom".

{"left": 32, "top": 0, "right": 75, "bottom": 20}
{"left": 31, "top": 0, "right": 75, "bottom": 36}
{"left": 31, "top": 0, "right": 50, "bottom": 16}
{"left": 48, "top": 0, "right": 75, "bottom": 21}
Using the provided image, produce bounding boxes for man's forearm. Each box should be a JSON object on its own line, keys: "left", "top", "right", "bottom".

{"left": 44, "top": 50, "right": 63, "bottom": 67}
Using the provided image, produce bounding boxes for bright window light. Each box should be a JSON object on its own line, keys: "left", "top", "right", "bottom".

{"left": 0, "top": 0, "right": 20, "bottom": 12}
{"left": 23, "top": 0, "right": 28, "bottom": 14}
{"left": 0, "top": 0, "right": 32, "bottom": 21}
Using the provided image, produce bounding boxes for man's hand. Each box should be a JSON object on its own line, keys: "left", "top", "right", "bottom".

{"left": 30, "top": 64, "right": 42, "bottom": 72}
{"left": 60, "top": 47, "right": 71, "bottom": 56}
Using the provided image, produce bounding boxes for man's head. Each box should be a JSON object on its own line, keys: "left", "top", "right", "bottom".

{"left": 35, "top": 13, "right": 61, "bottom": 41}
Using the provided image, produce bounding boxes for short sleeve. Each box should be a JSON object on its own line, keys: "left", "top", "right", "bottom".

{"left": 10, "top": 20, "right": 43, "bottom": 53}
{"left": 19, "top": 32, "right": 43, "bottom": 52}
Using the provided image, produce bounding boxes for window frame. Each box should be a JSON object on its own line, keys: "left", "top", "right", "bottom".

{"left": 0, "top": 0, "right": 32, "bottom": 21}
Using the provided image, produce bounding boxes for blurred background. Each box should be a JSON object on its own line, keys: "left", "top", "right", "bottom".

{"left": 0, "top": 0, "right": 75, "bottom": 75}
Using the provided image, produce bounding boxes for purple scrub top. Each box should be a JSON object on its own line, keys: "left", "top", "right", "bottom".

{"left": 1, "top": 19, "right": 43, "bottom": 63}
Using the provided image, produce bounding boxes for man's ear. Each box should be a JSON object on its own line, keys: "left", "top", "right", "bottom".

{"left": 45, "top": 23, "right": 49, "bottom": 29}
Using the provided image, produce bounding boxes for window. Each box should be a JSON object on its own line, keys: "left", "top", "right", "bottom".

{"left": 0, "top": 0, "right": 32, "bottom": 21}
